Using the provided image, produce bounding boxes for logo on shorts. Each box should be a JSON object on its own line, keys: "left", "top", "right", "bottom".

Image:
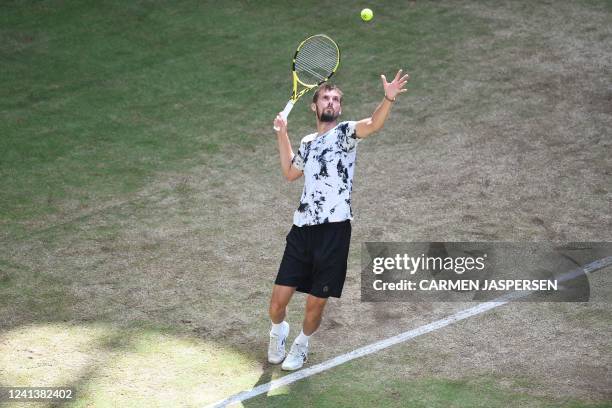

{"left": 323, "top": 286, "right": 329, "bottom": 292}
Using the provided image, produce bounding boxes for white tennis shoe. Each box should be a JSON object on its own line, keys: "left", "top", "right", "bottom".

{"left": 281, "top": 340, "right": 308, "bottom": 371}
{"left": 268, "top": 322, "right": 290, "bottom": 364}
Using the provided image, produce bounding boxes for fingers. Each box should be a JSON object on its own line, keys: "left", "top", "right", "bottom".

{"left": 397, "top": 72, "right": 410, "bottom": 89}
{"left": 274, "top": 113, "right": 287, "bottom": 132}
{"left": 380, "top": 74, "right": 387, "bottom": 85}
{"left": 394, "top": 69, "right": 402, "bottom": 81}
{"left": 383, "top": 71, "right": 410, "bottom": 84}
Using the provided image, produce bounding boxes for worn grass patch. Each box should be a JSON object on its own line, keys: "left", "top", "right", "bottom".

{"left": 0, "top": 322, "right": 261, "bottom": 407}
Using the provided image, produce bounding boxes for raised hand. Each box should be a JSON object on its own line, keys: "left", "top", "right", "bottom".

{"left": 380, "top": 69, "right": 410, "bottom": 101}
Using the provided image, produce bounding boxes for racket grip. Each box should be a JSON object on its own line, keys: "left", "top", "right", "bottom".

{"left": 280, "top": 100, "right": 295, "bottom": 120}
{"left": 273, "top": 100, "right": 295, "bottom": 131}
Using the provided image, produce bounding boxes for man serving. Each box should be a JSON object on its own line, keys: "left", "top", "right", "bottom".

{"left": 269, "top": 70, "right": 409, "bottom": 370}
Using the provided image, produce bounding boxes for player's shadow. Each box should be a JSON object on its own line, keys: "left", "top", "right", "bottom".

{"left": 242, "top": 365, "right": 313, "bottom": 407}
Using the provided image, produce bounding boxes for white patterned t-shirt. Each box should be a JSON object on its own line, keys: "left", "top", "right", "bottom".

{"left": 291, "top": 121, "right": 360, "bottom": 226}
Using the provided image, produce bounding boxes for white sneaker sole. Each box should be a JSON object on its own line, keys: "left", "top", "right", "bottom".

{"left": 268, "top": 355, "right": 286, "bottom": 364}
{"left": 281, "top": 362, "right": 303, "bottom": 371}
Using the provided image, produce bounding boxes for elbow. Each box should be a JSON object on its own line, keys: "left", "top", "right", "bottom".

{"left": 367, "top": 119, "right": 383, "bottom": 134}
{"left": 373, "top": 119, "right": 384, "bottom": 131}
{"left": 283, "top": 163, "right": 302, "bottom": 182}
{"left": 286, "top": 173, "right": 300, "bottom": 182}
{"left": 283, "top": 171, "right": 297, "bottom": 182}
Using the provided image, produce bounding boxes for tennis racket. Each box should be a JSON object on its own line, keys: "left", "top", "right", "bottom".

{"left": 273, "top": 34, "right": 340, "bottom": 131}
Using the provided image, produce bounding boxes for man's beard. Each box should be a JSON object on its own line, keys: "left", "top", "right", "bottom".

{"left": 318, "top": 107, "right": 339, "bottom": 122}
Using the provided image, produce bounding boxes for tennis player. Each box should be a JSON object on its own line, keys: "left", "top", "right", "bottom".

{"left": 269, "top": 70, "right": 409, "bottom": 370}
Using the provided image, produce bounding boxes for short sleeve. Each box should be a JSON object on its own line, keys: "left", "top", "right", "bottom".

{"left": 337, "top": 121, "right": 359, "bottom": 152}
{"left": 291, "top": 142, "right": 306, "bottom": 171}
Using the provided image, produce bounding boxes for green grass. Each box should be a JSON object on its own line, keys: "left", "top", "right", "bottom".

{"left": 245, "top": 362, "right": 612, "bottom": 408}
{"left": 0, "top": 0, "right": 488, "bottom": 236}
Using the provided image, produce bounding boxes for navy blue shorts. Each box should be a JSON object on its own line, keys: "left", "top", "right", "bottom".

{"left": 275, "top": 220, "right": 352, "bottom": 298}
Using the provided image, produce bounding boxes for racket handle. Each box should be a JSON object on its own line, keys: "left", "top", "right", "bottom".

{"left": 280, "top": 100, "right": 295, "bottom": 119}
{"left": 273, "top": 100, "right": 295, "bottom": 131}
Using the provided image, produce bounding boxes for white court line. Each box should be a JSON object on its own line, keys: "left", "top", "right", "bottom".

{"left": 207, "top": 256, "right": 612, "bottom": 408}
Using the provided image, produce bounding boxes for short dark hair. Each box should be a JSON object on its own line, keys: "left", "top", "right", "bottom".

{"left": 312, "top": 84, "right": 343, "bottom": 104}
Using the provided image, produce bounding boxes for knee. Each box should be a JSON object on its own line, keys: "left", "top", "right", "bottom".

{"left": 305, "top": 301, "right": 326, "bottom": 319}
{"left": 269, "top": 299, "right": 286, "bottom": 315}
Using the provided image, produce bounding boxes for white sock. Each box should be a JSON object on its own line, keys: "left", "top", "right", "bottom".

{"left": 271, "top": 321, "right": 286, "bottom": 335}
{"left": 295, "top": 330, "right": 310, "bottom": 346}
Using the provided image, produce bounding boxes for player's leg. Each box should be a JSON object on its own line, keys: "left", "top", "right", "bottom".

{"left": 282, "top": 294, "right": 328, "bottom": 371}
{"left": 267, "top": 285, "right": 295, "bottom": 364}
{"left": 268, "top": 224, "right": 311, "bottom": 364}
{"left": 269, "top": 284, "right": 296, "bottom": 324}
{"left": 270, "top": 224, "right": 314, "bottom": 365}
{"left": 302, "top": 294, "right": 328, "bottom": 335}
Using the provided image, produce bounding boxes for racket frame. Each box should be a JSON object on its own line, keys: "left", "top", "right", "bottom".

{"left": 274, "top": 34, "right": 340, "bottom": 130}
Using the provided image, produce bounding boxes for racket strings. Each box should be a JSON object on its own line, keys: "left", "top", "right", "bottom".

{"left": 296, "top": 57, "right": 336, "bottom": 84}
{"left": 295, "top": 36, "right": 339, "bottom": 85}
{"left": 296, "top": 46, "right": 337, "bottom": 70}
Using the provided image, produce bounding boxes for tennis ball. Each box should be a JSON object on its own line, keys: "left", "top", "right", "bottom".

{"left": 360, "top": 8, "right": 373, "bottom": 22}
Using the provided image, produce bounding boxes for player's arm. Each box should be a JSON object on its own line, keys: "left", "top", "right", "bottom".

{"left": 274, "top": 113, "right": 303, "bottom": 182}
{"left": 356, "top": 69, "right": 409, "bottom": 139}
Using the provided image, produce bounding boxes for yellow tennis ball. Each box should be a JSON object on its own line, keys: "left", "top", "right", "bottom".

{"left": 360, "top": 8, "right": 373, "bottom": 22}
